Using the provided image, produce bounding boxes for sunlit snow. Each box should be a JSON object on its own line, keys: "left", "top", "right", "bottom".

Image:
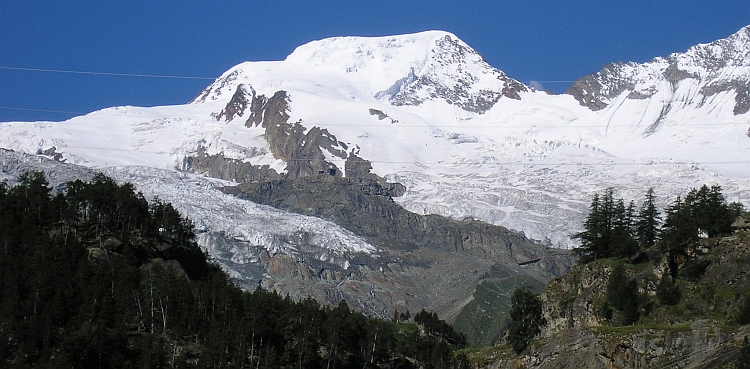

{"left": 2, "top": 29, "right": 750, "bottom": 249}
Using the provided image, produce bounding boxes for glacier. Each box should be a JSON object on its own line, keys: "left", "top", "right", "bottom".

{"left": 1, "top": 28, "right": 750, "bottom": 253}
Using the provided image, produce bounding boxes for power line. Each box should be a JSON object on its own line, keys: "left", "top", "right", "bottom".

{"left": 527, "top": 80, "right": 578, "bottom": 83}
{"left": 0, "top": 65, "right": 578, "bottom": 85}
{"left": 0, "top": 66, "right": 215, "bottom": 80}
{"left": 0, "top": 106, "right": 746, "bottom": 129}
{"left": 0, "top": 106, "right": 89, "bottom": 115}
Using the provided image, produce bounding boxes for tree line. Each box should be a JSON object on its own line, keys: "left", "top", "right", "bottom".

{"left": 572, "top": 184, "right": 746, "bottom": 326}
{"left": 572, "top": 185, "right": 743, "bottom": 264}
{"left": 0, "top": 172, "right": 468, "bottom": 368}
{"left": 504, "top": 184, "right": 747, "bottom": 357}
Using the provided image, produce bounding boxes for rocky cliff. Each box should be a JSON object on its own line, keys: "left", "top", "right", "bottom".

{"left": 477, "top": 218, "right": 750, "bottom": 368}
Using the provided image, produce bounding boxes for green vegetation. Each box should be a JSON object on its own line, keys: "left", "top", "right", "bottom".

{"left": 735, "top": 295, "right": 750, "bottom": 325}
{"left": 574, "top": 185, "right": 743, "bottom": 265}
{"left": 738, "top": 336, "right": 750, "bottom": 369}
{"left": 655, "top": 273, "right": 680, "bottom": 306}
{"left": 451, "top": 263, "right": 542, "bottom": 347}
{"left": 571, "top": 187, "right": 663, "bottom": 263}
{"left": 458, "top": 345, "right": 515, "bottom": 367}
{"left": 590, "top": 322, "right": 692, "bottom": 335}
{"left": 605, "top": 264, "right": 640, "bottom": 325}
{"left": 0, "top": 172, "right": 469, "bottom": 368}
{"left": 570, "top": 185, "right": 748, "bottom": 328}
{"left": 661, "top": 185, "right": 743, "bottom": 253}
{"left": 506, "top": 288, "right": 545, "bottom": 354}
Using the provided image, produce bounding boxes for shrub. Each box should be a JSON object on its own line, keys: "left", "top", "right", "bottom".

{"left": 606, "top": 264, "right": 640, "bottom": 325}
{"left": 737, "top": 336, "right": 749, "bottom": 369}
{"left": 656, "top": 273, "right": 681, "bottom": 306}
{"left": 680, "top": 259, "right": 711, "bottom": 282}
{"left": 734, "top": 294, "right": 750, "bottom": 325}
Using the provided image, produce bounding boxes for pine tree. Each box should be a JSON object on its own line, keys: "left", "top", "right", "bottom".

{"left": 656, "top": 273, "right": 680, "bottom": 306}
{"left": 606, "top": 264, "right": 640, "bottom": 325}
{"left": 662, "top": 185, "right": 744, "bottom": 254}
{"left": 507, "top": 288, "right": 545, "bottom": 355}
{"left": 635, "top": 188, "right": 661, "bottom": 249}
{"left": 574, "top": 188, "right": 641, "bottom": 262}
{"left": 734, "top": 294, "right": 750, "bottom": 325}
{"left": 573, "top": 192, "right": 607, "bottom": 263}
{"left": 737, "top": 336, "right": 750, "bottom": 369}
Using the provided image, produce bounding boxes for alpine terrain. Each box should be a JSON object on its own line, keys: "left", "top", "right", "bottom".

{"left": 2, "top": 26, "right": 750, "bottom": 346}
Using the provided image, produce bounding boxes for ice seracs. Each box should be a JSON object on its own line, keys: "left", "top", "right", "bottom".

{"left": 1, "top": 27, "right": 750, "bottom": 250}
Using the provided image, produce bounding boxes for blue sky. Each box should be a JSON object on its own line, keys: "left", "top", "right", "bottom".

{"left": 1, "top": 1, "right": 748, "bottom": 122}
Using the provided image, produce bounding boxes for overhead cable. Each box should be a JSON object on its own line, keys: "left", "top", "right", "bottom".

{"left": 0, "top": 66, "right": 215, "bottom": 80}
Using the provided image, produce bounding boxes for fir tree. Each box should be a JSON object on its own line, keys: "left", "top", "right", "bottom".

{"left": 507, "top": 288, "right": 545, "bottom": 355}
{"left": 662, "top": 185, "right": 744, "bottom": 253}
{"left": 656, "top": 273, "right": 680, "bottom": 306}
{"left": 635, "top": 188, "right": 661, "bottom": 249}
{"left": 734, "top": 294, "right": 750, "bottom": 325}
{"left": 574, "top": 188, "right": 641, "bottom": 263}
{"left": 737, "top": 336, "right": 750, "bottom": 369}
{"left": 606, "top": 264, "right": 640, "bottom": 325}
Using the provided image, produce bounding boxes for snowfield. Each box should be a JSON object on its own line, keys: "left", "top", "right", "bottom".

{"left": 2, "top": 29, "right": 750, "bottom": 249}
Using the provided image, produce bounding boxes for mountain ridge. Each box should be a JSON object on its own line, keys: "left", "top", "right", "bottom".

{"left": 2, "top": 26, "right": 750, "bottom": 346}
{"left": 2, "top": 26, "right": 750, "bottom": 247}
{"left": 567, "top": 24, "right": 750, "bottom": 117}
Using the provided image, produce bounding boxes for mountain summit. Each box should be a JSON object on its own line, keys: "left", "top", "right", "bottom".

{"left": 568, "top": 25, "right": 750, "bottom": 119}
{"left": 1, "top": 28, "right": 750, "bottom": 247}
{"left": 194, "top": 31, "right": 528, "bottom": 114}
{"left": 1, "top": 28, "right": 750, "bottom": 345}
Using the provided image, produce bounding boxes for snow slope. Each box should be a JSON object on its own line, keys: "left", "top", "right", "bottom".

{"left": 1, "top": 29, "right": 750, "bottom": 249}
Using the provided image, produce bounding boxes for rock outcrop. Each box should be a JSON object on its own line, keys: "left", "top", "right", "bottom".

{"left": 223, "top": 176, "right": 563, "bottom": 269}
{"left": 479, "top": 223, "right": 750, "bottom": 368}
{"left": 222, "top": 174, "right": 573, "bottom": 345}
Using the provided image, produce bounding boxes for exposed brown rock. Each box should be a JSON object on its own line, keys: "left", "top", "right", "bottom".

{"left": 214, "top": 84, "right": 251, "bottom": 122}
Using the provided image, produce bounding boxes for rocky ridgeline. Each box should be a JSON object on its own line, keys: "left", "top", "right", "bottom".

{"left": 479, "top": 218, "right": 750, "bottom": 368}
{"left": 222, "top": 175, "right": 573, "bottom": 345}
{"left": 567, "top": 25, "right": 750, "bottom": 116}
{"left": 388, "top": 34, "right": 527, "bottom": 113}
{"left": 187, "top": 85, "right": 576, "bottom": 344}
{"left": 223, "top": 176, "right": 562, "bottom": 271}
{"left": 201, "top": 86, "right": 348, "bottom": 180}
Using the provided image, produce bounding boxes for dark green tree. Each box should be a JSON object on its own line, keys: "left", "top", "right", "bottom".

{"left": 573, "top": 192, "right": 608, "bottom": 263}
{"left": 507, "top": 288, "right": 546, "bottom": 355}
{"left": 635, "top": 188, "right": 661, "bottom": 249}
{"left": 656, "top": 273, "right": 680, "bottom": 306}
{"left": 574, "top": 188, "right": 641, "bottom": 263}
{"left": 734, "top": 294, "right": 750, "bottom": 325}
{"left": 662, "top": 185, "right": 744, "bottom": 253}
{"left": 0, "top": 172, "right": 471, "bottom": 369}
{"left": 737, "top": 336, "right": 750, "bottom": 369}
{"left": 606, "top": 264, "right": 640, "bottom": 325}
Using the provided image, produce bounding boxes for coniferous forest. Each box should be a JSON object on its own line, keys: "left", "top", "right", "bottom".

{"left": 569, "top": 185, "right": 747, "bottom": 328}
{"left": 572, "top": 185, "right": 744, "bottom": 264}
{"left": 0, "top": 172, "right": 468, "bottom": 368}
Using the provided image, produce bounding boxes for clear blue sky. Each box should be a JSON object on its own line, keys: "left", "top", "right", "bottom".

{"left": 1, "top": 1, "right": 748, "bottom": 122}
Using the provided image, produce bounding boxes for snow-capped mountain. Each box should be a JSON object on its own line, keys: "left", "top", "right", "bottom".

{"left": 568, "top": 25, "right": 750, "bottom": 116}
{"left": 3, "top": 26, "right": 750, "bottom": 345}
{"left": 1, "top": 28, "right": 749, "bottom": 252}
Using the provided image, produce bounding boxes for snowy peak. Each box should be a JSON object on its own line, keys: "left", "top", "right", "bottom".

{"left": 386, "top": 32, "right": 527, "bottom": 112}
{"left": 675, "top": 24, "right": 750, "bottom": 72}
{"left": 283, "top": 31, "right": 448, "bottom": 78}
{"left": 567, "top": 25, "right": 750, "bottom": 116}
{"left": 193, "top": 31, "right": 528, "bottom": 113}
